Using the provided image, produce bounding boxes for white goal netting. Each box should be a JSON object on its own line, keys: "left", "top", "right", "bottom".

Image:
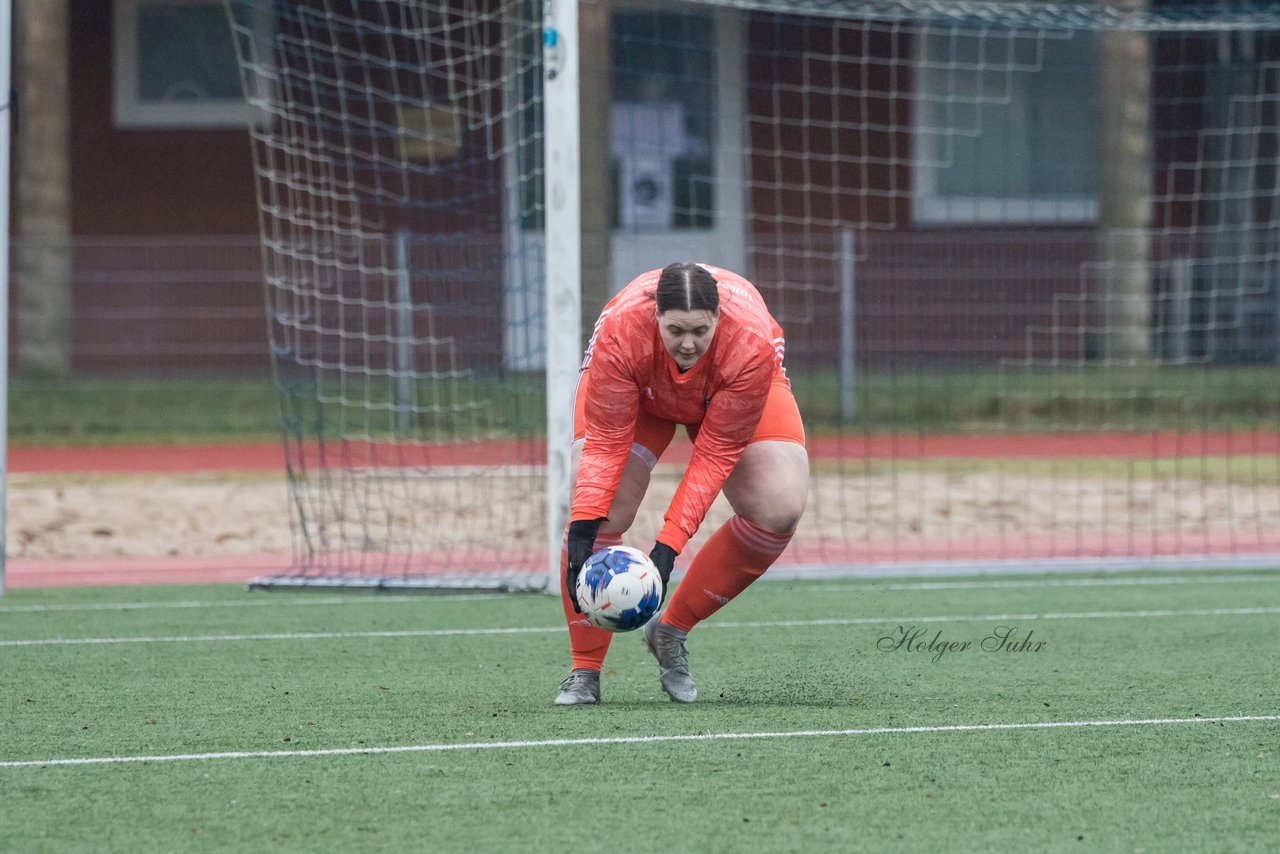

{"left": 227, "top": 0, "right": 1280, "bottom": 589}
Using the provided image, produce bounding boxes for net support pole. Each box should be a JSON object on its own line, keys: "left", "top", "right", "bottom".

{"left": 394, "top": 229, "right": 413, "bottom": 437}
{"left": 1169, "top": 256, "right": 1192, "bottom": 363}
{"left": 839, "top": 227, "right": 857, "bottom": 426}
{"left": 0, "top": 0, "right": 11, "bottom": 596}
{"left": 543, "top": 0, "right": 581, "bottom": 592}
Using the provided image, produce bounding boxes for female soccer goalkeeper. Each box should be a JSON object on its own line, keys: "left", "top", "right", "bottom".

{"left": 556, "top": 262, "right": 809, "bottom": 705}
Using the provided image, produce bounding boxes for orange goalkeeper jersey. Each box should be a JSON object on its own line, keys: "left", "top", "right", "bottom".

{"left": 572, "top": 264, "right": 786, "bottom": 553}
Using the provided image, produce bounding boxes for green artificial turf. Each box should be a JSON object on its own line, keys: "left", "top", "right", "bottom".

{"left": 8, "top": 378, "right": 283, "bottom": 445}
{"left": 2, "top": 574, "right": 1278, "bottom": 852}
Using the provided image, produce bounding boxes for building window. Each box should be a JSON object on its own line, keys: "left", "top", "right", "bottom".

{"left": 113, "top": 0, "right": 257, "bottom": 128}
{"left": 610, "top": 11, "right": 716, "bottom": 230}
{"left": 913, "top": 26, "right": 1098, "bottom": 224}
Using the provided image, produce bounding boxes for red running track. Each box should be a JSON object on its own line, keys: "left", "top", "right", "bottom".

{"left": 9, "top": 431, "right": 1280, "bottom": 473}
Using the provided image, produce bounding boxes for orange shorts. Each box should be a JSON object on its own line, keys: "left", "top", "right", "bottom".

{"left": 574, "top": 371, "right": 805, "bottom": 466}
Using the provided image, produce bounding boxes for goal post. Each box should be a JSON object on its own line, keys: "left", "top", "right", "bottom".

{"left": 0, "top": 0, "right": 10, "bottom": 598}
{"left": 542, "top": 0, "right": 582, "bottom": 595}
{"left": 226, "top": 0, "right": 1280, "bottom": 592}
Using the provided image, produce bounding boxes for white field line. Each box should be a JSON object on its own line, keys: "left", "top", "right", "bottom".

{"left": 2, "top": 714, "right": 1277, "bottom": 769}
{"left": 0, "top": 626, "right": 560, "bottom": 647}
{"left": 0, "top": 594, "right": 506, "bottom": 614}
{"left": 807, "top": 574, "right": 1280, "bottom": 593}
{"left": 2, "top": 606, "right": 1279, "bottom": 648}
{"left": 4, "top": 573, "right": 1277, "bottom": 615}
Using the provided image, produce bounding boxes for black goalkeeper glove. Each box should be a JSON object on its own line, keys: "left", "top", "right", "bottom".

{"left": 565, "top": 518, "right": 604, "bottom": 614}
{"left": 649, "top": 542, "right": 677, "bottom": 604}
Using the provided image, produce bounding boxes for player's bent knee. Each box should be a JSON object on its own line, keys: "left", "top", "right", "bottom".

{"left": 734, "top": 487, "right": 806, "bottom": 536}
{"left": 732, "top": 454, "right": 808, "bottom": 534}
{"left": 748, "top": 504, "right": 805, "bottom": 536}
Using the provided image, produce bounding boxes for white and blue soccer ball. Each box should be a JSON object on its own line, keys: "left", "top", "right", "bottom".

{"left": 575, "top": 545, "right": 663, "bottom": 633}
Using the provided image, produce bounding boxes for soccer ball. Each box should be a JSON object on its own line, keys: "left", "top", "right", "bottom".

{"left": 575, "top": 545, "right": 663, "bottom": 633}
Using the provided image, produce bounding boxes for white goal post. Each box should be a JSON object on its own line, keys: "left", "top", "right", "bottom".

{"left": 0, "top": 0, "right": 11, "bottom": 598}
{"left": 542, "top": 0, "right": 582, "bottom": 597}
{"left": 225, "top": 0, "right": 1280, "bottom": 593}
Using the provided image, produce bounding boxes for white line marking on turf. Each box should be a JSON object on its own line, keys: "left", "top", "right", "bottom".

{"left": 2, "top": 606, "right": 1278, "bottom": 647}
{"left": 0, "top": 594, "right": 506, "bottom": 614}
{"left": 715, "top": 606, "right": 1280, "bottom": 629}
{"left": 2, "top": 714, "right": 1276, "bottom": 768}
{"left": 5, "top": 573, "right": 1276, "bottom": 616}
{"left": 808, "top": 574, "right": 1280, "bottom": 593}
{"left": 0, "top": 626, "right": 560, "bottom": 647}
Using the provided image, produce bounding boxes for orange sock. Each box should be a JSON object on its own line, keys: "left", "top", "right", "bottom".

{"left": 560, "top": 531, "right": 624, "bottom": 671}
{"left": 663, "top": 516, "right": 794, "bottom": 632}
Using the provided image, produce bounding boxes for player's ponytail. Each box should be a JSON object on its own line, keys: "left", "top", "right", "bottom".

{"left": 656, "top": 263, "right": 719, "bottom": 315}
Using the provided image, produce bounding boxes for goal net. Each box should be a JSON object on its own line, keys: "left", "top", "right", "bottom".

{"left": 227, "top": 0, "right": 1280, "bottom": 590}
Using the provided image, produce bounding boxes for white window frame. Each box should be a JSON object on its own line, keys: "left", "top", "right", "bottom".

{"left": 912, "top": 26, "right": 1098, "bottom": 226}
{"left": 113, "top": 0, "right": 263, "bottom": 129}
